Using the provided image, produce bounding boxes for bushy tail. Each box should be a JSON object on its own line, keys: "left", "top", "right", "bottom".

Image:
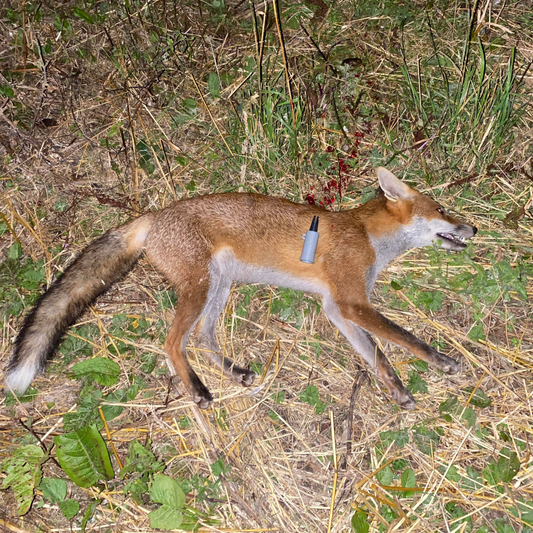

{"left": 6, "top": 214, "right": 155, "bottom": 394}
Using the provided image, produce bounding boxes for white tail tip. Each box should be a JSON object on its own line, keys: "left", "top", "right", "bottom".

{"left": 5, "top": 363, "right": 37, "bottom": 394}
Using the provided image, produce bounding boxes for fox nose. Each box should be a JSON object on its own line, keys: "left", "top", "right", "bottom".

{"left": 472, "top": 226, "right": 478, "bottom": 235}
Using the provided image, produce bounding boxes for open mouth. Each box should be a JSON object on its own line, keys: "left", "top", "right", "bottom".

{"left": 437, "top": 232, "right": 467, "bottom": 247}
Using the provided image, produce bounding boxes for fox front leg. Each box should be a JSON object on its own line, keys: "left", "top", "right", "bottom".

{"left": 323, "top": 297, "right": 416, "bottom": 409}
{"left": 340, "top": 304, "right": 460, "bottom": 374}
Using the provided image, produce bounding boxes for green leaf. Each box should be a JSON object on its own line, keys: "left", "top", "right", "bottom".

{"left": 210, "top": 457, "right": 230, "bottom": 477}
{"left": 124, "top": 478, "right": 148, "bottom": 504}
{"left": 461, "top": 407, "right": 477, "bottom": 428}
{"left": 73, "top": 7, "right": 94, "bottom": 23}
{"left": 149, "top": 474, "right": 186, "bottom": 509}
{"left": 208, "top": 72, "right": 220, "bottom": 98}
{"left": 1, "top": 445, "right": 44, "bottom": 515}
{"left": 54, "top": 425, "right": 114, "bottom": 488}
{"left": 390, "top": 280, "right": 403, "bottom": 290}
{"left": 81, "top": 500, "right": 100, "bottom": 533}
{"left": 0, "top": 84, "right": 15, "bottom": 98}
{"left": 39, "top": 478, "right": 67, "bottom": 504}
{"left": 444, "top": 464, "right": 461, "bottom": 482}
{"left": 59, "top": 499, "right": 80, "bottom": 519}
{"left": 407, "top": 371, "right": 428, "bottom": 394}
{"left": 149, "top": 504, "right": 183, "bottom": 530}
{"left": 482, "top": 449, "right": 520, "bottom": 486}
{"left": 9, "top": 242, "right": 22, "bottom": 259}
{"left": 376, "top": 465, "right": 393, "bottom": 485}
{"left": 139, "top": 353, "right": 157, "bottom": 374}
{"left": 497, "top": 449, "right": 520, "bottom": 483}
{"left": 439, "top": 395, "right": 459, "bottom": 414}
{"left": 509, "top": 498, "right": 533, "bottom": 526}
{"left": 392, "top": 459, "right": 409, "bottom": 471}
{"left": 463, "top": 466, "right": 482, "bottom": 491}
{"left": 400, "top": 467, "right": 416, "bottom": 497}
{"left": 185, "top": 179, "right": 197, "bottom": 192}
{"left": 183, "top": 97, "right": 196, "bottom": 111}
{"left": 380, "top": 429, "right": 409, "bottom": 448}
{"left": 351, "top": 509, "right": 370, "bottom": 533}
{"left": 410, "top": 359, "right": 428, "bottom": 372}
{"left": 468, "top": 322, "right": 486, "bottom": 342}
{"left": 299, "top": 385, "right": 327, "bottom": 414}
{"left": 69, "top": 357, "right": 120, "bottom": 386}
{"left": 412, "top": 424, "right": 441, "bottom": 455}
{"left": 62, "top": 390, "right": 103, "bottom": 432}
{"left": 464, "top": 387, "right": 492, "bottom": 408}
{"left": 274, "top": 390, "right": 285, "bottom": 404}
{"left": 482, "top": 463, "right": 500, "bottom": 485}
{"left": 119, "top": 440, "right": 164, "bottom": 479}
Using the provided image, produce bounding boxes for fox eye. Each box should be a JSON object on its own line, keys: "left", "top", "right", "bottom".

{"left": 436, "top": 207, "right": 445, "bottom": 215}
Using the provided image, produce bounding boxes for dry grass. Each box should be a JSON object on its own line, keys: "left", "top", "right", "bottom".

{"left": 1, "top": 0, "right": 533, "bottom": 532}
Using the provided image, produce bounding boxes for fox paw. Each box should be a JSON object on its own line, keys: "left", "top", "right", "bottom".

{"left": 232, "top": 368, "right": 257, "bottom": 387}
{"left": 431, "top": 350, "right": 460, "bottom": 374}
{"left": 441, "top": 358, "right": 460, "bottom": 375}
{"left": 393, "top": 388, "right": 416, "bottom": 410}
{"left": 194, "top": 391, "right": 213, "bottom": 409}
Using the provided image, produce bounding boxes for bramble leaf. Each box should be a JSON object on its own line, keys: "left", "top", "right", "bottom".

{"left": 1, "top": 444, "right": 44, "bottom": 515}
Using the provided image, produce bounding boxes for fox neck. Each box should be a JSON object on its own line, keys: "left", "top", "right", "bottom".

{"left": 362, "top": 202, "right": 421, "bottom": 297}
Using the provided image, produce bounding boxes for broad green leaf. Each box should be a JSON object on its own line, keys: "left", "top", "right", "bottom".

{"left": 439, "top": 395, "right": 459, "bottom": 414}
{"left": 412, "top": 424, "right": 441, "bottom": 455}
{"left": 400, "top": 467, "right": 416, "bottom": 497}
{"left": 69, "top": 357, "right": 120, "bottom": 386}
{"left": 444, "top": 464, "right": 461, "bottom": 482}
{"left": 376, "top": 465, "right": 393, "bottom": 485}
{"left": 149, "top": 504, "right": 183, "bottom": 529}
{"left": 351, "top": 509, "right": 370, "bottom": 533}
{"left": 0, "top": 84, "right": 15, "bottom": 98}
{"left": 380, "top": 429, "right": 409, "bottom": 448}
{"left": 150, "top": 474, "right": 186, "bottom": 509}
{"left": 461, "top": 407, "right": 477, "bottom": 428}
{"left": 210, "top": 458, "right": 228, "bottom": 477}
{"left": 1, "top": 444, "right": 44, "bottom": 515}
{"left": 39, "top": 478, "right": 67, "bottom": 504}
{"left": 8, "top": 242, "right": 22, "bottom": 259}
{"left": 59, "top": 499, "right": 80, "bottom": 519}
{"left": 509, "top": 498, "right": 533, "bottom": 526}
{"left": 54, "top": 425, "right": 114, "bottom": 488}
{"left": 498, "top": 449, "right": 520, "bottom": 483}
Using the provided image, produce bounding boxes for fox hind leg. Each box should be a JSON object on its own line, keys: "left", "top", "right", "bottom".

{"left": 198, "top": 265, "right": 256, "bottom": 387}
{"left": 164, "top": 279, "right": 214, "bottom": 409}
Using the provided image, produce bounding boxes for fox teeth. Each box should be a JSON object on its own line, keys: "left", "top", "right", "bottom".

{"left": 438, "top": 233, "right": 465, "bottom": 244}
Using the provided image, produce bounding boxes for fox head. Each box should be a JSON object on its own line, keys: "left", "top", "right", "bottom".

{"left": 376, "top": 167, "right": 477, "bottom": 251}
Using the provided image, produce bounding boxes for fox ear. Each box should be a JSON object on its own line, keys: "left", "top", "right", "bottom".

{"left": 377, "top": 168, "right": 413, "bottom": 202}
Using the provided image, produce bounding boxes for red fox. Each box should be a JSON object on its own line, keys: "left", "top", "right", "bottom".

{"left": 6, "top": 168, "right": 477, "bottom": 410}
